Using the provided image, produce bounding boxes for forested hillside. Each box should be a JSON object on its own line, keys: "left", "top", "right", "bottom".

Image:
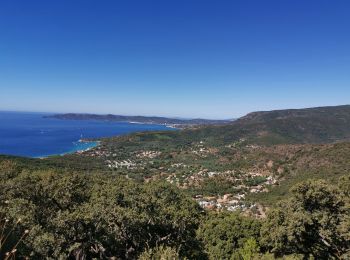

{"left": 1, "top": 105, "right": 350, "bottom": 259}
{"left": 190, "top": 105, "right": 350, "bottom": 145}
{"left": 0, "top": 160, "right": 349, "bottom": 259}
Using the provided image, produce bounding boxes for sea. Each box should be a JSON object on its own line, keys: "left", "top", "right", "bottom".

{"left": 0, "top": 111, "right": 172, "bottom": 158}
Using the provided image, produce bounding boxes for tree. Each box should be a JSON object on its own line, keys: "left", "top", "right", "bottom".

{"left": 139, "top": 245, "right": 180, "bottom": 260}
{"left": 0, "top": 167, "right": 204, "bottom": 259}
{"left": 261, "top": 179, "right": 350, "bottom": 259}
{"left": 197, "top": 212, "right": 261, "bottom": 259}
{"left": 238, "top": 238, "right": 260, "bottom": 260}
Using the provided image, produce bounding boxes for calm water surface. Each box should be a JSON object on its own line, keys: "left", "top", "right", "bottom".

{"left": 0, "top": 111, "right": 172, "bottom": 158}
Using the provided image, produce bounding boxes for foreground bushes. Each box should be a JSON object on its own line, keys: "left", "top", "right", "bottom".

{"left": 261, "top": 179, "right": 350, "bottom": 259}
{"left": 197, "top": 212, "right": 261, "bottom": 259}
{"left": 0, "top": 160, "right": 349, "bottom": 259}
{"left": 0, "top": 168, "right": 202, "bottom": 259}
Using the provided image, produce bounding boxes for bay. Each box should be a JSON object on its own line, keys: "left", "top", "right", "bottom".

{"left": 0, "top": 111, "right": 171, "bottom": 158}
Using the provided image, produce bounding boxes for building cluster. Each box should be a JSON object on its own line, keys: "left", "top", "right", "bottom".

{"left": 107, "top": 159, "right": 137, "bottom": 169}
{"left": 79, "top": 140, "right": 280, "bottom": 218}
{"left": 193, "top": 193, "right": 265, "bottom": 218}
{"left": 190, "top": 141, "right": 211, "bottom": 156}
{"left": 162, "top": 167, "right": 279, "bottom": 215}
{"left": 135, "top": 150, "right": 161, "bottom": 159}
{"left": 81, "top": 146, "right": 112, "bottom": 157}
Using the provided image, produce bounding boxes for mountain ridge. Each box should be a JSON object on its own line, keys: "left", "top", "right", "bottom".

{"left": 177, "top": 104, "right": 350, "bottom": 145}
{"left": 46, "top": 113, "right": 232, "bottom": 126}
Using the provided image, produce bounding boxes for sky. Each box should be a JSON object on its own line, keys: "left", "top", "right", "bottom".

{"left": 0, "top": 0, "right": 349, "bottom": 119}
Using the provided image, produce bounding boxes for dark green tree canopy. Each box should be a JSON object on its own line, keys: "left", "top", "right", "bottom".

{"left": 261, "top": 180, "right": 350, "bottom": 259}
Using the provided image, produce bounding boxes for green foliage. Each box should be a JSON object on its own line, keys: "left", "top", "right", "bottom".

{"left": 243, "top": 176, "right": 267, "bottom": 186}
{"left": 197, "top": 212, "right": 261, "bottom": 259}
{"left": 261, "top": 179, "right": 350, "bottom": 259}
{"left": 238, "top": 238, "right": 260, "bottom": 260}
{"left": 0, "top": 202, "right": 30, "bottom": 259}
{"left": 190, "top": 176, "right": 237, "bottom": 196}
{"left": 139, "top": 245, "right": 180, "bottom": 260}
{"left": 1, "top": 155, "right": 350, "bottom": 259}
{"left": 3, "top": 105, "right": 350, "bottom": 260}
{"left": 0, "top": 169, "right": 203, "bottom": 259}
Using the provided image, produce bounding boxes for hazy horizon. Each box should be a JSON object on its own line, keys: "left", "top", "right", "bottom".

{"left": 2, "top": 103, "right": 350, "bottom": 121}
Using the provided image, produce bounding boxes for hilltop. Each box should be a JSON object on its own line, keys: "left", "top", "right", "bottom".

{"left": 189, "top": 104, "right": 350, "bottom": 145}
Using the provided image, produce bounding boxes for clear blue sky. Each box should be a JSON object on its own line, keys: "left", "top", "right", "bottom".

{"left": 0, "top": 0, "right": 349, "bottom": 119}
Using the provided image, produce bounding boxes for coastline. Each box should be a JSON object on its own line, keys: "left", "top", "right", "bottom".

{"left": 62, "top": 140, "right": 101, "bottom": 156}
{"left": 36, "top": 140, "right": 100, "bottom": 159}
{"left": 0, "top": 112, "right": 174, "bottom": 158}
{"left": 127, "top": 121, "right": 179, "bottom": 128}
{"left": 74, "top": 140, "right": 101, "bottom": 154}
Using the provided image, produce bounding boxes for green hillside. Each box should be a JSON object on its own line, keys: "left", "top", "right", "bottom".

{"left": 1, "top": 105, "right": 350, "bottom": 259}
{"left": 190, "top": 105, "right": 350, "bottom": 145}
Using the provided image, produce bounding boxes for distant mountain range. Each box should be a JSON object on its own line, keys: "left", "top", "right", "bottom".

{"left": 47, "top": 105, "right": 350, "bottom": 144}
{"left": 190, "top": 104, "right": 350, "bottom": 145}
{"left": 46, "top": 113, "right": 232, "bottom": 126}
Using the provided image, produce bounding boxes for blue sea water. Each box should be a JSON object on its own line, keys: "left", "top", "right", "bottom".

{"left": 0, "top": 111, "right": 172, "bottom": 158}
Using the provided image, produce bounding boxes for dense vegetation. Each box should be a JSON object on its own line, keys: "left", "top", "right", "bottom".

{"left": 0, "top": 161, "right": 202, "bottom": 259}
{"left": 189, "top": 105, "right": 350, "bottom": 145}
{"left": 2, "top": 105, "right": 350, "bottom": 259}
{"left": 0, "top": 158, "right": 349, "bottom": 259}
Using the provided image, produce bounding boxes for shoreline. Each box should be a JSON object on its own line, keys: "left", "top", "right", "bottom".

{"left": 1, "top": 115, "right": 175, "bottom": 159}
{"left": 36, "top": 140, "right": 100, "bottom": 159}
{"left": 61, "top": 140, "right": 101, "bottom": 156}
{"left": 127, "top": 121, "right": 179, "bottom": 128}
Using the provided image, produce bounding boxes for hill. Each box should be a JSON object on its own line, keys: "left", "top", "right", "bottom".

{"left": 46, "top": 113, "right": 231, "bottom": 126}
{"left": 4, "top": 105, "right": 350, "bottom": 210}
{"left": 189, "top": 104, "right": 350, "bottom": 145}
{"left": 1, "top": 105, "right": 350, "bottom": 259}
{"left": 47, "top": 105, "right": 350, "bottom": 145}
{"left": 49, "top": 105, "right": 349, "bottom": 210}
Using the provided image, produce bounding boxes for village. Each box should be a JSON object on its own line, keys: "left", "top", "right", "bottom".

{"left": 80, "top": 139, "right": 282, "bottom": 217}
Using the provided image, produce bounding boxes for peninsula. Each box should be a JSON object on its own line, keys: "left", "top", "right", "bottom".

{"left": 46, "top": 113, "right": 232, "bottom": 127}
